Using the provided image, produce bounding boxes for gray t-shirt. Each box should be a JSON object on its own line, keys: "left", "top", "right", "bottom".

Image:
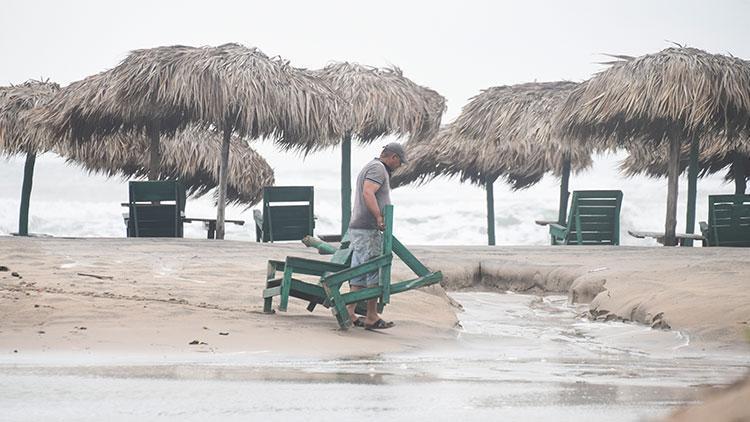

{"left": 349, "top": 158, "right": 392, "bottom": 230}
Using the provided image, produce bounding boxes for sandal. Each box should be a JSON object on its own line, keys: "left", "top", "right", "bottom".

{"left": 365, "top": 319, "right": 395, "bottom": 330}
{"left": 352, "top": 317, "right": 366, "bottom": 327}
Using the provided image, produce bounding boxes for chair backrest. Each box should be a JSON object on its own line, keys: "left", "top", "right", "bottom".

{"left": 261, "top": 186, "right": 315, "bottom": 242}
{"left": 707, "top": 194, "right": 750, "bottom": 247}
{"left": 127, "top": 180, "right": 186, "bottom": 238}
{"left": 566, "top": 190, "right": 623, "bottom": 245}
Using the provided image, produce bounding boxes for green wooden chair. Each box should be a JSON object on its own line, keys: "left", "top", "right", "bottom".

{"left": 699, "top": 194, "right": 750, "bottom": 247}
{"left": 127, "top": 181, "right": 186, "bottom": 238}
{"left": 254, "top": 186, "right": 315, "bottom": 243}
{"left": 548, "top": 190, "right": 623, "bottom": 245}
{"left": 263, "top": 233, "right": 353, "bottom": 314}
{"left": 262, "top": 205, "right": 443, "bottom": 329}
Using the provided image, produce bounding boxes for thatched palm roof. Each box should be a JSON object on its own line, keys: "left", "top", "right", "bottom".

{"left": 313, "top": 62, "right": 446, "bottom": 142}
{"left": 59, "top": 127, "right": 274, "bottom": 206}
{"left": 620, "top": 136, "right": 750, "bottom": 183}
{"left": 0, "top": 80, "right": 60, "bottom": 155}
{"left": 392, "top": 82, "right": 591, "bottom": 189}
{"left": 558, "top": 47, "right": 750, "bottom": 146}
{"left": 2, "top": 81, "right": 273, "bottom": 206}
{"left": 34, "top": 43, "right": 346, "bottom": 151}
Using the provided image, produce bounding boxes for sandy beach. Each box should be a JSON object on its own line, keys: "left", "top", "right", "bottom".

{"left": 1, "top": 236, "right": 750, "bottom": 420}
{"left": 1, "top": 237, "right": 749, "bottom": 356}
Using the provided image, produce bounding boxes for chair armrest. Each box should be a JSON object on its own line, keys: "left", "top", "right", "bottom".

{"left": 284, "top": 256, "right": 349, "bottom": 276}
{"left": 321, "top": 254, "right": 392, "bottom": 289}
{"left": 548, "top": 223, "right": 568, "bottom": 239}
{"left": 267, "top": 260, "right": 286, "bottom": 272}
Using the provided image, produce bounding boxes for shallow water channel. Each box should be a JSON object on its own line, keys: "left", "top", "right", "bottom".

{"left": 1, "top": 292, "right": 748, "bottom": 421}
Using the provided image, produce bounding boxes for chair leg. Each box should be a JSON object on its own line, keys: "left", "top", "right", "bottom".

{"left": 324, "top": 283, "right": 351, "bottom": 330}
{"left": 263, "top": 297, "right": 274, "bottom": 314}
{"left": 279, "top": 265, "right": 293, "bottom": 312}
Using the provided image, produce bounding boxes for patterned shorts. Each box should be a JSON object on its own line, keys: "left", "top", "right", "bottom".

{"left": 348, "top": 228, "right": 383, "bottom": 287}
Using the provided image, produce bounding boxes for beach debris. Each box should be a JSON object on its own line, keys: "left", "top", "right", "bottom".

{"left": 0, "top": 265, "right": 8, "bottom": 271}
{"left": 37, "top": 330, "right": 45, "bottom": 334}
{"left": 74, "top": 326, "right": 87, "bottom": 330}
{"left": 34, "top": 304, "right": 39, "bottom": 308}
{"left": 13, "top": 350, "right": 17, "bottom": 353}
{"left": 11, "top": 272, "right": 21, "bottom": 278}
{"left": 77, "top": 272, "right": 113, "bottom": 280}
{"left": 588, "top": 267, "right": 608, "bottom": 273}
{"left": 219, "top": 332, "right": 229, "bottom": 336}
{"left": 188, "top": 340, "right": 208, "bottom": 345}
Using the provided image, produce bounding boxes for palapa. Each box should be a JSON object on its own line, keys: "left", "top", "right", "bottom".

{"left": 313, "top": 62, "right": 446, "bottom": 234}
{"left": 0, "top": 80, "right": 61, "bottom": 235}
{"left": 392, "top": 82, "right": 591, "bottom": 245}
{"left": 557, "top": 46, "right": 750, "bottom": 245}
{"left": 33, "top": 43, "right": 346, "bottom": 238}
{"left": 2, "top": 80, "right": 274, "bottom": 236}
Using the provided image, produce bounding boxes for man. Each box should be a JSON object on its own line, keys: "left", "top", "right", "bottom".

{"left": 347, "top": 142, "right": 406, "bottom": 330}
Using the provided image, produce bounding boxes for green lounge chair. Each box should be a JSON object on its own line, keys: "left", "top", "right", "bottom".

{"left": 548, "top": 190, "right": 623, "bottom": 245}
{"left": 699, "top": 194, "right": 750, "bottom": 247}
{"left": 254, "top": 186, "right": 315, "bottom": 243}
{"left": 127, "top": 181, "right": 186, "bottom": 238}
{"left": 262, "top": 205, "right": 443, "bottom": 329}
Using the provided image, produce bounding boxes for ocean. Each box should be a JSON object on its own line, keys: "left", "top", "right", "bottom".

{"left": 0, "top": 140, "right": 733, "bottom": 246}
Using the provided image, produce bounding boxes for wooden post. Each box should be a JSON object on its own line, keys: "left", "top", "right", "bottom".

{"left": 733, "top": 151, "right": 747, "bottom": 195}
{"left": 683, "top": 136, "right": 699, "bottom": 246}
{"left": 341, "top": 133, "right": 352, "bottom": 236}
{"left": 486, "top": 178, "right": 496, "bottom": 246}
{"left": 215, "top": 126, "right": 232, "bottom": 240}
{"left": 147, "top": 124, "right": 160, "bottom": 180}
{"left": 558, "top": 157, "right": 571, "bottom": 225}
{"left": 18, "top": 151, "right": 36, "bottom": 236}
{"left": 664, "top": 135, "right": 681, "bottom": 246}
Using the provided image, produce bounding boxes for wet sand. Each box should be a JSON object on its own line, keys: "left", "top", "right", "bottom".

{"left": 1, "top": 237, "right": 749, "bottom": 356}
{"left": 1, "top": 237, "right": 750, "bottom": 420}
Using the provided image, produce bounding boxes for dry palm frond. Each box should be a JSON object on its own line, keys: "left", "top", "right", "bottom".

{"left": 558, "top": 47, "right": 750, "bottom": 149}
{"left": 393, "top": 82, "right": 591, "bottom": 189}
{"left": 314, "top": 62, "right": 446, "bottom": 143}
{"left": 34, "top": 43, "right": 347, "bottom": 152}
{"left": 0, "top": 80, "right": 60, "bottom": 155}
{"left": 58, "top": 127, "right": 274, "bottom": 206}
{"left": 620, "top": 134, "right": 750, "bottom": 184}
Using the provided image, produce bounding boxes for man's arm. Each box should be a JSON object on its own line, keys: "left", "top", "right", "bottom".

{"left": 362, "top": 180, "right": 384, "bottom": 230}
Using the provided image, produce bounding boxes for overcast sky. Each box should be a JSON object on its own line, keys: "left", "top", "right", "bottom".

{"left": 1, "top": 1, "right": 749, "bottom": 241}
{"left": 2, "top": 0, "right": 749, "bottom": 122}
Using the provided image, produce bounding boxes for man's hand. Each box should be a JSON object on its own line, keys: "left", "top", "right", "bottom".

{"left": 376, "top": 216, "right": 385, "bottom": 231}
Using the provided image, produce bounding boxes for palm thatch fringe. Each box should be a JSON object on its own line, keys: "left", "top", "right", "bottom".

{"left": 58, "top": 127, "right": 274, "bottom": 206}
{"left": 0, "top": 80, "right": 60, "bottom": 155}
{"left": 33, "top": 43, "right": 347, "bottom": 152}
{"left": 557, "top": 47, "right": 750, "bottom": 147}
{"left": 314, "top": 62, "right": 446, "bottom": 143}
{"left": 392, "top": 82, "right": 591, "bottom": 189}
{"left": 620, "top": 136, "right": 750, "bottom": 184}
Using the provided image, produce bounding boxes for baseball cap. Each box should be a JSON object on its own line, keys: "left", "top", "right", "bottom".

{"left": 383, "top": 142, "right": 408, "bottom": 163}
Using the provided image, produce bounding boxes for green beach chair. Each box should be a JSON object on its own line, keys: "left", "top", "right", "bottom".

{"left": 699, "top": 194, "right": 750, "bottom": 247}
{"left": 262, "top": 233, "right": 353, "bottom": 314}
{"left": 254, "top": 186, "right": 315, "bottom": 243}
{"left": 262, "top": 205, "right": 443, "bottom": 329}
{"left": 127, "top": 180, "right": 186, "bottom": 238}
{"left": 548, "top": 190, "right": 623, "bottom": 245}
